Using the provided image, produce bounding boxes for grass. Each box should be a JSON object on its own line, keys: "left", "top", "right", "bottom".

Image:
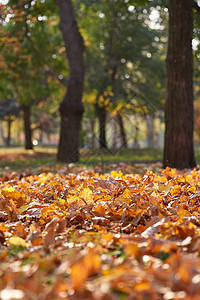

{"left": 0, "top": 146, "right": 200, "bottom": 174}
{"left": 0, "top": 146, "right": 58, "bottom": 173}
{"left": 80, "top": 147, "right": 163, "bottom": 164}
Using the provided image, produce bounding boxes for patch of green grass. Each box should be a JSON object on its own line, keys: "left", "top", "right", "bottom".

{"left": 80, "top": 148, "right": 163, "bottom": 164}
{"left": 1, "top": 146, "right": 200, "bottom": 174}
{"left": 0, "top": 147, "right": 163, "bottom": 175}
{"left": 0, "top": 157, "right": 57, "bottom": 170}
{"left": 0, "top": 145, "right": 57, "bottom": 153}
{"left": 0, "top": 147, "right": 59, "bottom": 174}
{"left": 194, "top": 150, "right": 200, "bottom": 165}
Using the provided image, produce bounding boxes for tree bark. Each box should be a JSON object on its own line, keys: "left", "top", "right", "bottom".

{"left": 57, "top": 0, "right": 84, "bottom": 162}
{"left": 6, "top": 118, "right": 12, "bottom": 147}
{"left": 95, "top": 103, "right": 107, "bottom": 149}
{"left": 163, "top": 0, "right": 196, "bottom": 169}
{"left": 112, "top": 115, "right": 118, "bottom": 149}
{"left": 117, "top": 113, "right": 127, "bottom": 148}
{"left": 22, "top": 105, "right": 33, "bottom": 150}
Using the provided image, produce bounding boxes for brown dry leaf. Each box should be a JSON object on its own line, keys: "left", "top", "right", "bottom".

{"left": 93, "top": 178, "right": 116, "bottom": 191}
{"left": 43, "top": 226, "right": 56, "bottom": 246}
{"left": 42, "top": 217, "right": 59, "bottom": 246}
{"left": 0, "top": 230, "right": 5, "bottom": 244}
{"left": 14, "top": 222, "right": 27, "bottom": 239}
{"left": 56, "top": 218, "right": 67, "bottom": 234}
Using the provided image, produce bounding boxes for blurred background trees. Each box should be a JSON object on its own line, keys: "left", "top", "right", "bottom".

{"left": 0, "top": 0, "right": 200, "bottom": 168}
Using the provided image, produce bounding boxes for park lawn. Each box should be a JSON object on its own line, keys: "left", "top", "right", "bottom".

{"left": 1, "top": 146, "right": 200, "bottom": 169}
{"left": 1, "top": 146, "right": 200, "bottom": 175}
{"left": 0, "top": 147, "right": 163, "bottom": 175}
{"left": 0, "top": 153, "right": 200, "bottom": 299}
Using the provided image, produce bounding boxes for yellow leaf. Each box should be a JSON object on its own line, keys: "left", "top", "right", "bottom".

{"left": 110, "top": 171, "right": 123, "bottom": 178}
{"left": 59, "top": 198, "right": 65, "bottom": 205}
{"left": 3, "top": 186, "right": 15, "bottom": 192}
{"left": 157, "top": 184, "right": 169, "bottom": 192}
{"left": 122, "top": 188, "right": 132, "bottom": 197}
{"left": 79, "top": 187, "right": 93, "bottom": 204}
{"left": 170, "top": 185, "right": 181, "bottom": 196}
{"left": 18, "top": 204, "right": 29, "bottom": 214}
{"left": 187, "top": 186, "right": 196, "bottom": 194}
{"left": 8, "top": 236, "right": 28, "bottom": 248}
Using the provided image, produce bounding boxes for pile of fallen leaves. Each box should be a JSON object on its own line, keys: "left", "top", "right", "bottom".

{"left": 0, "top": 167, "right": 200, "bottom": 299}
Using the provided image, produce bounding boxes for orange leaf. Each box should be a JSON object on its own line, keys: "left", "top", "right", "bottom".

{"left": 79, "top": 187, "right": 94, "bottom": 204}
{"left": 70, "top": 248, "right": 101, "bottom": 289}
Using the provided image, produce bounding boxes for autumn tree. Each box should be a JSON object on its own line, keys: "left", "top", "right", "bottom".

{"left": 80, "top": 0, "right": 165, "bottom": 150}
{"left": 57, "top": 0, "right": 84, "bottom": 162}
{"left": 0, "top": 1, "right": 65, "bottom": 150}
{"left": 163, "top": 0, "right": 196, "bottom": 169}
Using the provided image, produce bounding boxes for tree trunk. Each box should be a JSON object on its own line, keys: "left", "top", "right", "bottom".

{"left": 22, "top": 105, "right": 33, "bottom": 150}
{"left": 0, "top": 122, "right": 5, "bottom": 145}
{"left": 117, "top": 113, "right": 127, "bottom": 148}
{"left": 57, "top": 0, "right": 84, "bottom": 163}
{"left": 0, "top": 121, "right": 8, "bottom": 146}
{"left": 163, "top": 0, "right": 196, "bottom": 169}
{"left": 6, "top": 119, "right": 12, "bottom": 147}
{"left": 95, "top": 104, "right": 107, "bottom": 149}
{"left": 112, "top": 115, "right": 118, "bottom": 149}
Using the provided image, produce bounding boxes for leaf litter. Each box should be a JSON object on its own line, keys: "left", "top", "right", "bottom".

{"left": 0, "top": 165, "right": 200, "bottom": 299}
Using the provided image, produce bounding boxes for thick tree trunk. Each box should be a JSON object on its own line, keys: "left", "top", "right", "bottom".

{"left": 95, "top": 104, "right": 107, "bottom": 149}
{"left": 57, "top": 0, "right": 84, "bottom": 162}
{"left": 22, "top": 105, "right": 33, "bottom": 150}
{"left": 163, "top": 0, "right": 196, "bottom": 169}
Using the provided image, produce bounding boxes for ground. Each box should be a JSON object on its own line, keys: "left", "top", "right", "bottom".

{"left": 0, "top": 148, "right": 200, "bottom": 299}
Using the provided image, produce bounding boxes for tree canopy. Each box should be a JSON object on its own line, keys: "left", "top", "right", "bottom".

{"left": 0, "top": 0, "right": 200, "bottom": 167}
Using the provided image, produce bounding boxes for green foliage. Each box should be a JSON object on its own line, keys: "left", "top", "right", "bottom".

{"left": 76, "top": 0, "right": 166, "bottom": 119}
{"left": 0, "top": 0, "right": 66, "bottom": 109}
